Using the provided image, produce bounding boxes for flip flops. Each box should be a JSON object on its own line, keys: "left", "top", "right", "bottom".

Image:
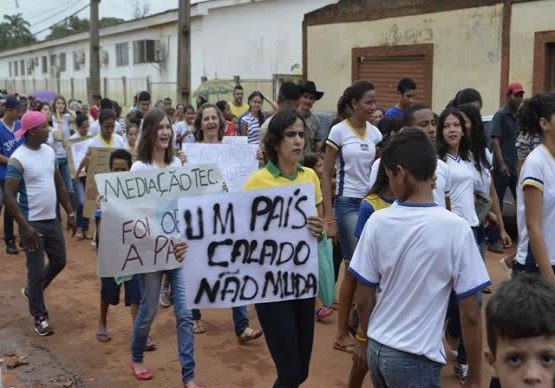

{"left": 333, "top": 341, "right": 355, "bottom": 354}
{"left": 129, "top": 361, "right": 153, "bottom": 381}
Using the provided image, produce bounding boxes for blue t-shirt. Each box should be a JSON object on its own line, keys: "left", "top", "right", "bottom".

{"left": 0, "top": 119, "right": 23, "bottom": 180}
{"left": 384, "top": 106, "right": 405, "bottom": 119}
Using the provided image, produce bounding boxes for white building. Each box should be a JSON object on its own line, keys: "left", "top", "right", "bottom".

{"left": 0, "top": 0, "right": 336, "bottom": 105}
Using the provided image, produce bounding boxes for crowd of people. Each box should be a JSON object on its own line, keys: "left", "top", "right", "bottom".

{"left": 1, "top": 75, "right": 555, "bottom": 388}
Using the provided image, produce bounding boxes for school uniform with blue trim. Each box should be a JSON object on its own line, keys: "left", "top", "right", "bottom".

{"left": 354, "top": 194, "right": 394, "bottom": 238}
{"left": 348, "top": 202, "right": 490, "bottom": 365}
{"left": 516, "top": 145, "right": 555, "bottom": 269}
{"left": 243, "top": 161, "right": 322, "bottom": 388}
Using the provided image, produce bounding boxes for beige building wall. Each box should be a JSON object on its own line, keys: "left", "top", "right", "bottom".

{"left": 307, "top": 4, "right": 504, "bottom": 114}
{"left": 510, "top": 0, "right": 555, "bottom": 94}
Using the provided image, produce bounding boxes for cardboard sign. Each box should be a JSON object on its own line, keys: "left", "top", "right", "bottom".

{"left": 178, "top": 184, "right": 318, "bottom": 308}
{"left": 182, "top": 143, "right": 258, "bottom": 192}
{"left": 95, "top": 164, "right": 223, "bottom": 277}
{"left": 83, "top": 147, "right": 114, "bottom": 218}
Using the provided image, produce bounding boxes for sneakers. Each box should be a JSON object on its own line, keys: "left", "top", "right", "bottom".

{"left": 487, "top": 241, "right": 503, "bottom": 254}
{"left": 159, "top": 285, "right": 171, "bottom": 307}
{"left": 454, "top": 363, "right": 469, "bottom": 382}
{"left": 34, "top": 316, "right": 53, "bottom": 336}
{"left": 6, "top": 240, "right": 19, "bottom": 255}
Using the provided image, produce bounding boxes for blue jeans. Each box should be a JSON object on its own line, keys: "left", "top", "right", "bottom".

{"left": 333, "top": 196, "right": 362, "bottom": 263}
{"left": 131, "top": 267, "right": 195, "bottom": 383}
{"left": 367, "top": 339, "right": 442, "bottom": 388}
{"left": 191, "top": 306, "right": 249, "bottom": 336}
{"left": 73, "top": 177, "right": 89, "bottom": 231}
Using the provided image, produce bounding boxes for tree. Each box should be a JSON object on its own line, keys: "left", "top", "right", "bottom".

{"left": 130, "top": 0, "right": 151, "bottom": 19}
{"left": 0, "top": 13, "right": 35, "bottom": 52}
{"left": 46, "top": 15, "right": 89, "bottom": 40}
{"left": 100, "top": 17, "right": 125, "bottom": 28}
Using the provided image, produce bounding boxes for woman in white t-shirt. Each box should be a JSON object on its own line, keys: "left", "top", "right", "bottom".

{"left": 459, "top": 104, "right": 511, "bottom": 260}
{"left": 514, "top": 93, "right": 555, "bottom": 280}
{"left": 128, "top": 108, "right": 199, "bottom": 387}
{"left": 322, "top": 80, "right": 382, "bottom": 352}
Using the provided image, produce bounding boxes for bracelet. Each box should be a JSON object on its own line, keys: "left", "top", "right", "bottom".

{"left": 326, "top": 220, "right": 336, "bottom": 224}
{"left": 318, "top": 228, "right": 327, "bottom": 240}
{"left": 355, "top": 334, "right": 369, "bottom": 343}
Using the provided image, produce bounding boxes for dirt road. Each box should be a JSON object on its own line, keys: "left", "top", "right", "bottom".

{"left": 0, "top": 228, "right": 509, "bottom": 387}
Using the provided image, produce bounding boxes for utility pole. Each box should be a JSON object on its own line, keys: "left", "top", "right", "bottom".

{"left": 89, "top": 0, "right": 101, "bottom": 103}
{"left": 177, "top": 0, "right": 191, "bottom": 104}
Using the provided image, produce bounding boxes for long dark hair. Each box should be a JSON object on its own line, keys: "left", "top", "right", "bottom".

{"left": 247, "top": 91, "right": 265, "bottom": 127}
{"left": 436, "top": 107, "right": 471, "bottom": 161}
{"left": 137, "top": 108, "right": 174, "bottom": 165}
{"left": 458, "top": 104, "right": 489, "bottom": 172}
{"left": 518, "top": 93, "right": 555, "bottom": 135}
{"left": 264, "top": 109, "right": 306, "bottom": 164}
{"left": 337, "top": 80, "right": 375, "bottom": 120}
{"left": 447, "top": 88, "right": 483, "bottom": 110}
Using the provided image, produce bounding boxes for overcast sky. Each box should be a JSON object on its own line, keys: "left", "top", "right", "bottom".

{"left": 1, "top": 0, "right": 205, "bottom": 39}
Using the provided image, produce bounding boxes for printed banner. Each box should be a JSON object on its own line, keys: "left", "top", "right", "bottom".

{"left": 178, "top": 184, "right": 318, "bottom": 309}
{"left": 95, "top": 164, "right": 223, "bottom": 277}
{"left": 182, "top": 143, "right": 258, "bottom": 192}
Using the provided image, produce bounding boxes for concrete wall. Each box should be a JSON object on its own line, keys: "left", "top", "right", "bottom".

{"left": 509, "top": 0, "right": 555, "bottom": 94}
{"left": 307, "top": 4, "right": 504, "bottom": 114}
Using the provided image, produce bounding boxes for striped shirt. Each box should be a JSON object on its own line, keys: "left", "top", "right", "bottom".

{"left": 239, "top": 112, "right": 262, "bottom": 145}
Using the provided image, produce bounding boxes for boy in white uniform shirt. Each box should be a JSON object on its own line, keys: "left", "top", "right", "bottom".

{"left": 349, "top": 129, "right": 489, "bottom": 388}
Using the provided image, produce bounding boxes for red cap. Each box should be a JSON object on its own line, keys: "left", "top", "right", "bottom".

{"left": 15, "top": 111, "right": 47, "bottom": 139}
{"left": 507, "top": 82, "right": 524, "bottom": 95}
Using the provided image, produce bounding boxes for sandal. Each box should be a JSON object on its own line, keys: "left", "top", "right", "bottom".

{"left": 145, "top": 336, "right": 156, "bottom": 351}
{"left": 333, "top": 341, "right": 355, "bottom": 354}
{"left": 237, "top": 327, "right": 263, "bottom": 344}
{"left": 316, "top": 307, "right": 333, "bottom": 321}
{"left": 129, "top": 361, "right": 153, "bottom": 381}
{"left": 96, "top": 330, "right": 111, "bottom": 342}
{"left": 193, "top": 320, "right": 206, "bottom": 334}
{"left": 482, "top": 287, "right": 492, "bottom": 294}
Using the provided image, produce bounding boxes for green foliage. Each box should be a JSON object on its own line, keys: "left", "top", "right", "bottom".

{"left": 0, "top": 13, "right": 36, "bottom": 52}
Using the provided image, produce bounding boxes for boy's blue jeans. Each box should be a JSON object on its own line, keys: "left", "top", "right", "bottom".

{"left": 131, "top": 266, "right": 195, "bottom": 384}
{"left": 73, "top": 177, "right": 90, "bottom": 231}
{"left": 367, "top": 339, "right": 442, "bottom": 388}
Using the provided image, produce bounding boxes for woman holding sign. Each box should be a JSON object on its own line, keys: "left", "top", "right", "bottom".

{"left": 243, "top": 108, "right": 325, "bottom": 388}
{"left": 129, "top": 108, "right": 199, "bottom": 387}
{"left": 190, "top": 103, "right": 264, "bottom": 342}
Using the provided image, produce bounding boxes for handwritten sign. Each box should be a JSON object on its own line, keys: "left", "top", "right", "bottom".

{"left": 67, "top": 135, "right": 94, "bottom": 177}
{"left": 182, "top": 143, "right": 258, "bottom": 192}
{"left": 83, "top": 147, "right": 114, "bottom": 218}
{"left": 95, "top": 164, "right": 223, "bottom": 277}
{"left": 178, "top": 184, "right": 318, "bottom": 309}
{"left": 222, "top": 136, "right": 248, "bottom": 145}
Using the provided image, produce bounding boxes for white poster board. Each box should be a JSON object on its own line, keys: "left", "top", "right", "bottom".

{"left": 95, "top": 164, "right": 223, "bottom": 277}
{"left": 182, "top": 143, "right": 258, "bottom": 192}
{"left": 68, "top": 135, "right": 94, "bottom": 172}
{"left": 222, "top": 136, "right": 248, "bottom": 145}
{"left": 178, "top": 184, "right": 318, "bottom": 309}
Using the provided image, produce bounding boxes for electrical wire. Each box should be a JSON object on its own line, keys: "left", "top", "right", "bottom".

{"left": 26, "top": 0, "right": 84, "bottom": 27}
{"left": 31, "top": 2, "right": 90, "bottom": 37}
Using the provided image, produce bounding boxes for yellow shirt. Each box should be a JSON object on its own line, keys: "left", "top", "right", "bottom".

{"left": 243, "top": 161, "right": 323, "bottom": 207}
{"left": 229, "top": 102, "right": 249, "bottom": 118}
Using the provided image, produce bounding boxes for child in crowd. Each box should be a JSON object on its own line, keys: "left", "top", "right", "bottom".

{"left": 69, "top": 112, "right": 91, "bottom": 240}
{"left": 95, "top": 149, "right": 155, "bottom": 350}
{"left": 486, "top": 274, "right": 555, "bottom": 388}
{"left": 303, "top": 153, "right": 332, "bottom": 321}
{"left": 349, "top": 128, "right": 489, "bottom": 387}
{"left": 125, "top": 123, "right": 139, "bottom": 157}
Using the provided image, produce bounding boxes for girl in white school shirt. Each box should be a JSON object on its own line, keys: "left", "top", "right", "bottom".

{"left": 322, "top": 80, "right": 382, "bottom": 352}
{"left": 514, "top": 93, "right": 555, "bottom": 280}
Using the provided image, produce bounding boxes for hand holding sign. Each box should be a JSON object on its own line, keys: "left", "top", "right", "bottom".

{"left": 178, "top": 184, "right": 318, "bottom": 309}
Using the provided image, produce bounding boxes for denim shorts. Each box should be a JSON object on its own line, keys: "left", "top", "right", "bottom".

{"left": 333, "top": 196, "right": 362, "bottom": 263}
{"left": 367, "top": 339, "right": 442, "bottom": 388}
{"left": 101, "top": 276, "right": 141, "bottom": 306}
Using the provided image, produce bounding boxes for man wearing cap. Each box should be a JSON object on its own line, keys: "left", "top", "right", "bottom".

{"left": 258, "top": 82, "right": 301, "bottom": 158}
{"left": 0, "top": 96, "right": 24, "bottom": 254}
{"left": 490, "top": 82, "right": 524, "bottom": 252}
{"left": 4, "top": 111, "right": 75, "bottom": 336}
{"left": 297, "top": 81, "right": 325, "bottom": 152}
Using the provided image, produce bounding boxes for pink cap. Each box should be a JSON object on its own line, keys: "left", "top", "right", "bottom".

{"left": 507, "top": 82, "right": 524, "bottom": 95}
{"left": 15, "top": 111, "right": 47, "bottom": 139}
